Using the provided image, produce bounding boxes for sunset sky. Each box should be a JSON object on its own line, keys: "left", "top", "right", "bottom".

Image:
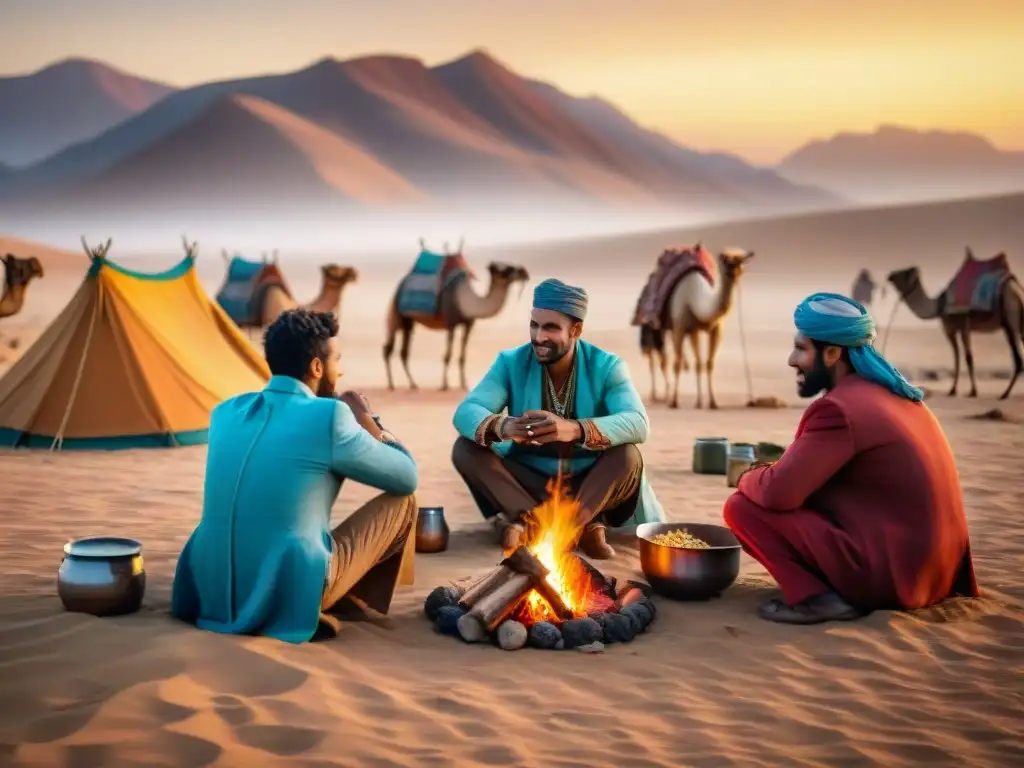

{"left": 2, "top": 0, "right": 1021, "bottom": 163}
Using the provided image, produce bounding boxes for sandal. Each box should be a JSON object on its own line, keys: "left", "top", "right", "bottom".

{"left": 758, "top": 593, "right": 859, "bottom": 625}
{"left": 493, "top": 513, "right": 525, "bottom": 550}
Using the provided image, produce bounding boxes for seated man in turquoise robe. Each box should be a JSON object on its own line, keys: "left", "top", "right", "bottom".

{"left": 452, "top": 278, "right": 664, "bottom": 559}
{"left": 171, "top": 309, "right": 418, "bottom": 643}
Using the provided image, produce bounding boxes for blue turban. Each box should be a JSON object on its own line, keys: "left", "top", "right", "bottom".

{"left": 533, "top": 278, "right": 588, "bottom": 321}
{"left": 794, "top": 292, "right": 923, "bottom": 401}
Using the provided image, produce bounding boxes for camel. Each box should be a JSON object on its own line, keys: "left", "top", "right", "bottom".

{"left": 887, "top": 248, "right": 1023, "bottom": 400}
{"left": 852, "top": 268, "right": 884, "bottom": 307}
{"left": 384, "top": 250, "right": 530, "bottom": 391}
{"left": 654, "top": 247, "right": 754, "bottom": 410}
{"left": 219, "top": 250, "right": 359, "bottom": 330}
{"left": 1, "top": 253, "right": 45, "bottom": 320}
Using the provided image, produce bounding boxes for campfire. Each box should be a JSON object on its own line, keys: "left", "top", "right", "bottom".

{"left": 425, "top": 481, "right": 657, "bottom": 651}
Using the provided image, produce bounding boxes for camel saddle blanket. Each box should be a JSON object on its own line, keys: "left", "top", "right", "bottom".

{"left": 216, "top": 256, "right": 292, "bottom": 326}
{"left": 943, "top": 253, "right": 1012, "bottom": 315}
{"left": 396, "top": 250, "right": 471, "bottom": 317}
{"left": 632, "top": 246, "right": 717, "bottom": 328}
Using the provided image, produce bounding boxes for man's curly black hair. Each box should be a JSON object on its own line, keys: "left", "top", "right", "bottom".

{"left": 263, "top": 308, "right": 339, "bottom": 379}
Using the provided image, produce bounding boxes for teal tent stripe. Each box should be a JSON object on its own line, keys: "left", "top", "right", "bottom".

{"left": 0, "top": 427, "right": 209, "bottom": 450}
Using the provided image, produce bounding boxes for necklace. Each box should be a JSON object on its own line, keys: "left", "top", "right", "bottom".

{"left": 545, "top": 363, "right": 576, "bottom": 418}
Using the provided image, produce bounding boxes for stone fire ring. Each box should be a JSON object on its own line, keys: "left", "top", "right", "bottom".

{"left": 423, "top": 581, "right": 658, "bottom": 653}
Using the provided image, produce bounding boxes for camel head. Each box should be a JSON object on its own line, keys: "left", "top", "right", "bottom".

{"left": 2, "top": 254, "right": 44, "bottom": 286}
{"left": 718, "top": 248, "right": 754, "bottom": 280}
{"left": 487, "top": 262, "right": 530, "bottom": 285}
{"left": 887, "top": 266, "right": 920, "bottom": 294}
{"left": 321, "top": 264, "right": 359, "bottom": 287}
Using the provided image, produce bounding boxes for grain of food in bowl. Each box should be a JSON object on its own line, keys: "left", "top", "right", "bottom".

{"left": 650, "top": 528, "right": 711, "bottom": 549}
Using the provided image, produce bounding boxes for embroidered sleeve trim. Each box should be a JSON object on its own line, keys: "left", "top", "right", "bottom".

{"left": 475, "top": 414, "right": 503, "bottom": 445}
{"left": 580, "top": 419, "right": 611, "bottom": 450}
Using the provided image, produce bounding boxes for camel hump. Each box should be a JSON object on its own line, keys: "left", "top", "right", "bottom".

{"left": 633, "top": 246, "right": 716, "bottom": 327}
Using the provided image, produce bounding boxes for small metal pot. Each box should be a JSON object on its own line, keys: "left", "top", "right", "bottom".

{"left": 416, "top": 507, "right": 450, "bottom": 553}
{"left": 57, "top": 536, "right": 146, "bottom": 617}
{"left": 692, "top": 437, "right": 729, "bottom": 474}
{"left": 636, "top": 522, "right": 741, "bottom": 601}
{"left": 727, "top": 443, "right": 757, "bottom": 487}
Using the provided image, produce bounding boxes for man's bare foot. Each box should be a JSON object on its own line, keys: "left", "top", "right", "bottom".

{"left": 580, "top": 523, "right": 615, "bottom": 559}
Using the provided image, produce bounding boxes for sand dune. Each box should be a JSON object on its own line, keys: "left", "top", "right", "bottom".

{"left": 487, "top": 191, "right": 1024, "bottom": 306}
{"left": 0, "top": 234, "right": 83, "bottom": 271}
{"left": 778, "top": 125, "right": 1024, "bottom": 204}
{"left": 0, "top": 58, "right": 175, "bottom": 168}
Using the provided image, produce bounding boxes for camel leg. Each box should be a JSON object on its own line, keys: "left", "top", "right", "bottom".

{"left": 962, "top": 329, "right": 978, "bottom": 398}
{"left": 383, "top": 306, "right": 400, "bottom": 391}
{"left": 706, "top": 323, "right": 722, "bottom": 410}
{"left": 945, "top": 328, "right": 961, "bottom": 396}
{"left": 669, "top": 325, "right": 686, "bottom": 409}
{"left": 645, "top": 351, "right": 658, "bottom": 402}
{"left": 441, "top": 326, "right": 455, "bottom": 391}
{"left": 458, "top": 321, "right": 474, "bottom": 391}
{"left": 998, "top": 319, "right": 1023, "bottom": 400}
{"left": 398, "top": 318, "right": 418, "bottom": 390}
{"left": 689, "top": 331, "right": 704, "bottom": 409}
{"left": 659, "top": 347, "right": 670, "bottom": 398}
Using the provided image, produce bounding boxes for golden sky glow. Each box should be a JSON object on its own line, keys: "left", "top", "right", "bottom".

{"left": 2, "top": 0, "right": 1021, "bottom": 163}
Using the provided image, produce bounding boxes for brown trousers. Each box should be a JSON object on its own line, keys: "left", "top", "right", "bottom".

{"left": 320, "top": 492, "right": 417, "bottom": 624}
{"left": 451, "top": 437, "right": 643, "bottom": 527}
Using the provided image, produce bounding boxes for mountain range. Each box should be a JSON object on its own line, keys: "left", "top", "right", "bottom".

{"left": 0, "top": 53, "right": 1020, "bottom": 233}
{"left": 778, "top": 125, "right": 1024, "bottom": 204}
{"left": 0, "top": 53, "right": 834, "bottom": 228}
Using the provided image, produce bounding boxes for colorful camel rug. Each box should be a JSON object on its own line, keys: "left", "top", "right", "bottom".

{"left": 633, "top": 245, "right": 717, "bottom": 329}
{"left": 216, "top": 256, "right": 291, "bottom": 326}
{"left": 944, "top": 253, "right": 1012, "bottom": 315}
{"left": 396, "top": 250, "right": 469, "bottom": 317}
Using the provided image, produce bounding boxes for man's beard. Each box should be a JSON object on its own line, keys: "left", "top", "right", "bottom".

{"left": 533, "top": 341, "right": 570, "bottom": 365}
{"left": 797, "top": 352, "right": 835, "bottom": 397}
{"left": 316, "top": 373, "right": 336, "bottom": 398}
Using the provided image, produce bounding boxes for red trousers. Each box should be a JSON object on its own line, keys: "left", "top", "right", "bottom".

{"left": 724, "top": 493, "right": 892, "bottom": 608}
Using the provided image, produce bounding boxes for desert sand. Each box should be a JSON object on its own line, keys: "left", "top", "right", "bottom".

{"left": 1, "top": 217, "right": 1023, "bottom": 767}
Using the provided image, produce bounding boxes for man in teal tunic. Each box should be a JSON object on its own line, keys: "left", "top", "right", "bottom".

{"left": 171, "top": 309, "right": 418, "bottom": 643}
{"left": 452, "top": 278, "right": 664, "bottom": 559}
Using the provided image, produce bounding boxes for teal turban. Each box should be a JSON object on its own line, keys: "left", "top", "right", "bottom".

{"left": 533, "top": 278, "right": 588, "bottom": 321}
{"left": 794, "top": 292, "right": 923, "bottom": 401}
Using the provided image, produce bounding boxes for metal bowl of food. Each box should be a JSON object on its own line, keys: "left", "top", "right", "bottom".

{"left": 636, "top": 523, "right": 741, "bottom": 600}
{"left": 57, "top": 536, "right": 146, "bottom": 616}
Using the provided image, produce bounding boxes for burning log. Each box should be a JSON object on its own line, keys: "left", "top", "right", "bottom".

{"left": 456, "top": 546, "right": 573, "bottom": 640}
{"left": 504, "top": 546, "right": 573, "bottom": 623}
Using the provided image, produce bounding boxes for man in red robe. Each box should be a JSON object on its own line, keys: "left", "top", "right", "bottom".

{"left": 724, "top": 292, "right": 979, "bottom": 624}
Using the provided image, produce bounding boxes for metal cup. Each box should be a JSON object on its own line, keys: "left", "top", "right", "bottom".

{"left": 416, "top": 507, "right": 450, "bottom": 553}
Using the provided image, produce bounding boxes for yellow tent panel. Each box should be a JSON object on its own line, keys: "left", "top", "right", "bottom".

{"left": 0, "top": 241, "right": 270, "bottom": 449}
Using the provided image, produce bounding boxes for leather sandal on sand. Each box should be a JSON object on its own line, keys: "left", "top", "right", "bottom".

{"left": 580, "top": 522, "right": 616, "bottom": 560}
{"left": 757, "top": 593, "right": 860, "bottom": 625}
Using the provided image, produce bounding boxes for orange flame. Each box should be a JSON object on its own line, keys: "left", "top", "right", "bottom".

{"left": 511, "top": 476, "right": 598, "bottom": 624}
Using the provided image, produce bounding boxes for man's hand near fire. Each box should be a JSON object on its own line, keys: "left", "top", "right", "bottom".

{"left": 511, "top": 410, "right": 583, "bottom": 445}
